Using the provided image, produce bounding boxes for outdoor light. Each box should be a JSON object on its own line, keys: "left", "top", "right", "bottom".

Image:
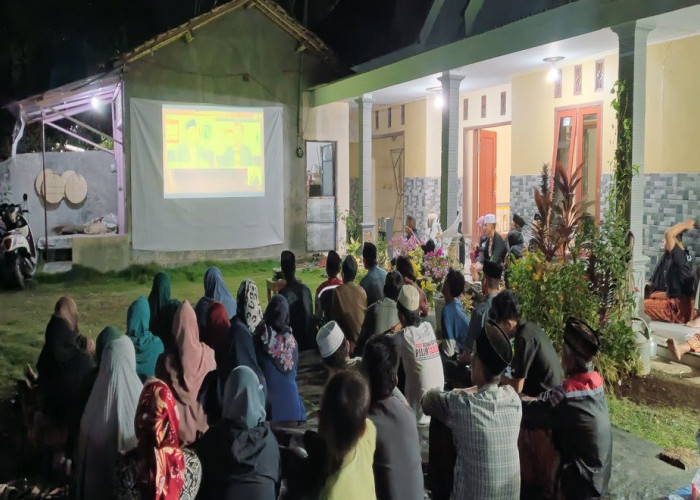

{"left": 543, "top": 56, "right": 564, "bottom": 82}
{"left": 91, "top": 97, "right": 103, "bottom": 110}
{"left": 434, "top": 94, "right": 444, "bottom": 109}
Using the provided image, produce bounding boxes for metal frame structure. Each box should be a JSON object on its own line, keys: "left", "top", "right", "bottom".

{"left": 6, "top": 70, "right": 126, "bottom": 255}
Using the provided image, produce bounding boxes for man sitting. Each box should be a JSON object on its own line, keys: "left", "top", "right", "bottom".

{"left": 470, "top": 213, "right": 507, "bottom": 280}
{"left": 355, "top": 270, "right": 403, "bottom": 356}
{"left": 644, "top": 219, "right": 698, "bottom": 324}
{"left": 492, "top": 290, "right": 563, "bottom": 397}
{"left": 278, "top": 251, "right": 315, "bottom": 350}
{"left": 360, "top": 242, "right": 387, "bottom": 307}
{"left": 331, "top": 256, "right": 367, "bottom": 350}
{"left": 461, "top": 261, "right": 502, "bottom": 364}
{"left": 316, "top": 250, "right": 343, "bottom": 325}
{"left": 394, "top": 285, "right": 445, "bottom": 424}
{"left": 522, "top": 317, "right": 612, "bottom": 500}
{"left": 363, "top": 334, "right": 424, "bottom": 500}
{"left": 422, "top": 321, "right": 522, "bottom": 500}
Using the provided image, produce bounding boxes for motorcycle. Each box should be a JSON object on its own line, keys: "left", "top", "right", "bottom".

{"left": 0, "top": 194, "right": 37, "bottom": 289}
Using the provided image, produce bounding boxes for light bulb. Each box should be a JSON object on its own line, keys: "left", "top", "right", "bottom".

{"left": 434, "top": 94, "right": 444, "bottom": 109}
{"left": 546, "top": 67, "right": 559, "bottom": 83}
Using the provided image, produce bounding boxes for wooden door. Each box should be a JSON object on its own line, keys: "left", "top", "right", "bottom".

{"left": 575, "top": 106, "right": 602, "bottom": 219}
{"left": 478, "top": 130, "right": 497, "bottom": 217}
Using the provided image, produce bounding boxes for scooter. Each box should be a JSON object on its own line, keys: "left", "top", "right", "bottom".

{"left": 0, "top": 194, "right": 37, "bottom": 289}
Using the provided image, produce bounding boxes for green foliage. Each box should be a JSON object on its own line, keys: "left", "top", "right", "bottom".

{"left": 346, "top": 236, "right": 362, "bottom": 257}
{"left": 375, "top": 234, "right": 389, "bottom": 269}
{"left": 340, "top": 208, "right": 361, "bottom": 243}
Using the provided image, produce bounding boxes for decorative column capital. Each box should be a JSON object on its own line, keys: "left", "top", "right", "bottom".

{"left": 355, "top": 93, "right": 373, "bottom": 108}
{"left": 438, "top": 71, "right": 466, "bottom": 86}
{"left": 612, "top": 20, "right": 655, "bottom": 43}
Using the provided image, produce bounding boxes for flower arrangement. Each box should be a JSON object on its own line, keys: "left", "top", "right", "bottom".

{"left": 423, "top": 248, "right": 450, "bottom": 289}
{"left": 388, "top": 234, "right": 419, "bottom": 257}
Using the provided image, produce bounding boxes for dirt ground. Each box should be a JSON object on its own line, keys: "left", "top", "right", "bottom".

{"left": 614, "top": 370, "right": 700, "bottom": 411}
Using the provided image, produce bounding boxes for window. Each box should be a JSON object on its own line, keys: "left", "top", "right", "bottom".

{"left": 375, "top": 111, "right": 379, "bottom": 130}
{"left": 595, "top": 60, "right": 604, "bottom": 91}
{"left": 552, "top": 105, "right": 602, "bottom": 219}
{"left": 574, "top": 65, "right": 582, "bottom": 96}
{"left": 500, "top": 91, "right": 506, "bottom": 116}
{"left": 463, "top": 98, "right": 469, "bottom": 121}
{"left": 554, "top": 69, "right": 562, "bottom": 98}
{"left": 387, "top": 107, "right": 392, "bottom": 128}
{"left": 480, "top": 95, "right": 487, "bottom": 118}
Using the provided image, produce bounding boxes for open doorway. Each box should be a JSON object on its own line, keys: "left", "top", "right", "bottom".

{"left": 373, "top": 133, "right": 405, "bottom": 238}
{"left": 306, "top": 141, "right": 336, "bottom": 251}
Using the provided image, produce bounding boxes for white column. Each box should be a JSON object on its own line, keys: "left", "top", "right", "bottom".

{"left": 356, "top": 93, "right": 374, "bottom": 241}
{"left": 439, "top": 71, "right": 465, "bottom": 229}
{"left": 613, "top": 21, "right": 654, "bottom": 316}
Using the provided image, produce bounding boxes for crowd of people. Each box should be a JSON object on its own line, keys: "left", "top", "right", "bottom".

{"left": 20, "top": 213, "right": 616, "bottom": 499}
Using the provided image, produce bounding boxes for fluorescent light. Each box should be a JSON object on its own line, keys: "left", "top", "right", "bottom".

{"left": 64, "top": 144, "right": 85, "bottom": 152}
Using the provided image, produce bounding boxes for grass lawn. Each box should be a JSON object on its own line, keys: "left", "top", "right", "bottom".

{"left": 0, "top": 260, "right": 326, "bottom": 398}
{"left": 608, "top": 393, "right": 700, "bottom": 453}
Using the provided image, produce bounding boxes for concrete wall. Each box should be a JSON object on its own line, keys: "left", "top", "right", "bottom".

{"left": 0, "top": 151, "right": 118, "bottom": 240}
{"left": 123, "top": 6, "right": 337, "bottom": 265}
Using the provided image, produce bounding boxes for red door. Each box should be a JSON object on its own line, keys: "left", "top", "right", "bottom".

{"left": 478, "top": 130, "right": 497, "bottom": 217}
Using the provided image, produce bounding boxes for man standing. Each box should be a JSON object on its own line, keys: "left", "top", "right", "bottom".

{"left": 331, "top": 256, "right": 367, "bottom": 350}
{"left": 522, "top": 317, "right": 613, "bottom": 500}
{"left": 422, "top": 321, "right": 522, "bottom": 500}
{"left": 278, "top": 251, "right": 315, "bottom": 351}
{"left": 364, "top": 334, "right": 424, "bottom": 500}
{"left": 461, "top": 261, "right": 502, "bottom": 364}
{"left": 492, "top": 290, "right": 563, "bottom": 397}
{"left": 483, "top": 213, "right": 507, "bottom": 265}
{"left": 360, "top": 242, "right": 387, "bottom": 307}
{"left": 394, "top": 285, "right": 445, "bottom": 424}
{"left": 356, "top": 271, "right": 402, "bottom": 355}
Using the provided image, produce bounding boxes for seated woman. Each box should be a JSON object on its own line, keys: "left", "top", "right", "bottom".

{"left": 318, "top": 370, "right": 376, "bottom": 499}
{"left": 230, "top": 280, "right": 267, "bottom": 396}
{"left": 395, "top": 255, "right": 429, "bottom": 317}
{"left": 156, "top": 301, "right": 217, "bottom": 445}
{"left": 148, "top": 271, "right": 181, "bottom": 343}
{"left": 199, "top": 302, "right": 233, "bottom": 423}
{"left": 115, "top": 380, "right": 202, "bottom": 499}
{"left": 127, "top": 296, "right": 164, "bottom": 381}
{"left": 644, "top": 219, "right": 698, "bottom": 324}
{"left": 254, "top": 295, "right": 306, "bottom": 425}
{"left": 35, "top": 313, "right": 95, "bottom": 458}
{"left": 194, "top": 267, "right": 237, "bottom": 333}
{"left": 195, "top": 366, "right": 279, "bottom": 499}
{"left": 75, "top": 336, "right": 142, "bottom": 499}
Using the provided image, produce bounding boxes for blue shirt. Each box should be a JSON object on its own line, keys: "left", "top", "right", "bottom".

{"left": 464, "top": 294, "right": 497, "bottom": 353}
{"left": 442, "top": 299, "right": 470, "bottom": 352}
{"left": 360, "top": 265, "right": 387, "bottom": 307}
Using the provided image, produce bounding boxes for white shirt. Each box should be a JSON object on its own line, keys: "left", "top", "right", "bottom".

{"left": 394, "top": 322, "right": 445, "bottom": 423}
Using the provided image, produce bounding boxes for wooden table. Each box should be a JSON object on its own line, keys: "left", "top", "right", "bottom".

{"left": 266, "top": 279, "right": 286, "bottom": 301}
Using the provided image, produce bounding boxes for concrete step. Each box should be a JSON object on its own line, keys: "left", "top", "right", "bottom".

{"left": 41, "top": 261, "right": 73, "bottom": 274}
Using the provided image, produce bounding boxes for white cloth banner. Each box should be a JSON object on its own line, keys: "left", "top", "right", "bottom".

{"left": 130, "top": 98, "right": 284, "bottom": 251}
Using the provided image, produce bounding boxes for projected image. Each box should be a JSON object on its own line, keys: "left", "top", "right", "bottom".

{"left": 162, "top": 105, "right": 265, "bottom": 198}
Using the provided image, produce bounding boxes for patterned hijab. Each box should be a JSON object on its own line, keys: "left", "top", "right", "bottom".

{"left": 236, "top": 279, "right": 263, "bottom": 332}
{"left": 255, "top": 295, "right": 297, "bottom": 373}
{"left": 127, "top": 296, "right": 164, "bottom": 380}
{"left": 54, "top": 296, "right": 79, "bottom": 332}
{"left": 134, "top": 380, "right": 186, "bottom": 500}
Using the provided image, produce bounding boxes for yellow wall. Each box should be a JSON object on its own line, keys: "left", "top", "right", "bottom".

{"left": 403, "top": 99, "right": 429, "bottom": 177}
{"left": 349, "top": 142, "right": 359, "bottom": 178}
{"left": 425, "top": 97, "right": 443, "bottom": 178}
{"left": 645, "top": 36, "right": 700, "bottom": 174}
{"left": 511, "top": 53, "right": 618, "bottom": 176}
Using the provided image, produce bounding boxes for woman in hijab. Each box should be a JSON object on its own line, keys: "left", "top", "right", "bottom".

{"left": 115, "top": 380, "right": 202, "bottom": 500}
{"left": 229, "top": 281, "right": 267, "bottom": 397}
{"left": 199, "top": 302, "right": 233, "bottom": 423}
{"left": 75, "top": 336, "right": 142, "bottom": 499}
{"left": 254, "top": 295, "right": 306, "bottom": 425}
{"left": 36, "top": 315, "right": 95, "bottom": 455}
{"left": 54, "top": 296, "right": 79, "bottom": 332}
{"left": 148, "top": 271, "right": 181, "bottom": 340}
{"left": 195, "top": 366, "right": 279, "bottom": 499}
{"left": 127, "top": 296, "right": 165, "bottom": 381}
{"left": 82, "top": 326, "right": 124, "bottom": 401}
{"left": 156, "top": 301, "right": 217, "bottom": 445}
{"left": 194, "top": 267, "right": 237, "bottom": 332}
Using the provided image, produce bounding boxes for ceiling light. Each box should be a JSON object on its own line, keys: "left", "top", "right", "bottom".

{"left": 91, "top": 97, "right": 103, "bottom": 110}
{"left": 543, "top": 56, "right": 564, "bottom": 83}
{"left": 434, "top": 94, "right": 444, "bottom": 109}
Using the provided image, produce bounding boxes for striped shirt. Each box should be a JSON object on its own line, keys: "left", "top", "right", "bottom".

{"left": 422, "top": 384, "right": 522, "bottom": 499}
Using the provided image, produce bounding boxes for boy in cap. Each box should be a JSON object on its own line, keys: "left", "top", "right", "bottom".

{"left": 492, "top": 290, "right": 563, "bottom": 397}
{"left": 316, "top": 320, "right": 362, "bottom": 380}
{"left": 422, "top": 321, "right": 522, "bottom": 500}
{"left": 522, "top": 317, "right": 612, "bottom": 500}
{"left": 461, "top": 261, "right": 503, "bottom": 364}
{"left": 394, "top": 285, "right": 445, "bottom": 424}
{"left": 331, "top": 255, "right": 367, "bottom": 350}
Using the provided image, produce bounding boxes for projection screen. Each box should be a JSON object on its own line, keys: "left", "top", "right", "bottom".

{"left": 130, "top": 98, "right": 284, "bottom": 251}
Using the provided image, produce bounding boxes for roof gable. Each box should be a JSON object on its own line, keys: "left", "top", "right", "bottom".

{"left": 118, "top": 0, "right": 340, "bottom": 69}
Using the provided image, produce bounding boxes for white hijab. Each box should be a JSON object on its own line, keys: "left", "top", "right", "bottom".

{"left": 75, "top": 335, "right": 142, "bottom": 499}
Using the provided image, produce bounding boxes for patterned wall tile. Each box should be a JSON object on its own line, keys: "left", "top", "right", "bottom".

{"left": 349, "top": 178, "right": 359, "bottom": 215}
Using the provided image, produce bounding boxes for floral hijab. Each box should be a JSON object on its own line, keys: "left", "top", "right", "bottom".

{"left": 255, "top": 295, "right": 297, "bottom": 373}
{"left": 236, "top": 280, "right": 263, "bottom": 333}
{"left": 134, "top": 380, "right": 186, "bottom": 500}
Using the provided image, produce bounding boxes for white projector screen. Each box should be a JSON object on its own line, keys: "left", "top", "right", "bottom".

{"left": 162, "top": 104, "right": 265, "bottom": 198}
{"left": 130, "top": 98, "right": 284, "bottom": 252}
